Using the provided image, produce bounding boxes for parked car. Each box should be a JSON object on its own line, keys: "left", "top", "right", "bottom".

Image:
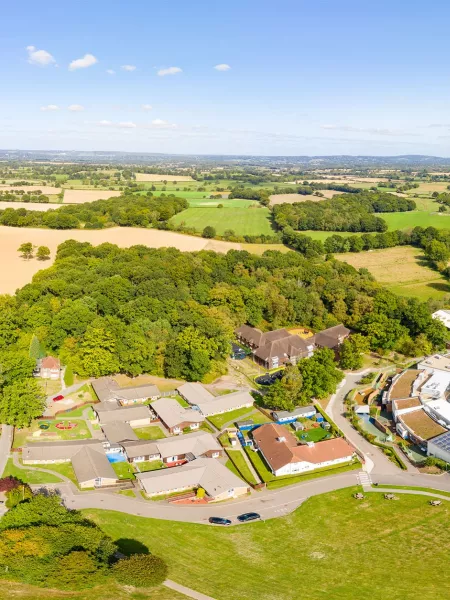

{"left": 208, "top": 517, "right": 232, "bottom": 526}
{"left": 53, "top": 394, "right": 65, "bottom": 401}
{"left": 237, "top": 512, "right": 261, "bottom": 523}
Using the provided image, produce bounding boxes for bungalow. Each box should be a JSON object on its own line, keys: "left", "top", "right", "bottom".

{"left": 94, "top": 403, "right": 152, "bottom": 428}
{"left": 252, "top": 423, "right": 355, "bottom": 476}
{"left": 136, "top": 458, "right": 249, "bottom": 501}
{"left": 272, "top": 405, "right": 316, "bottom": 424}
{"left": 22, "top": 440, "right": 118, "bottom": 489}
{"left": 121, "top": 431, "right": 222, "bottom": 465}
{"left": 40, "top": 356, "right": 61, "bottom": 380}
{"left": 101, "top": 421, "right": 138, "bottom": 445}
{"left": 92, "top": 376, "right": 160, "bottom": 405}
{"left": 194, "top": 390, "right": 254, "bottom": 418}
{"left": 178, "top": 382, "right": 215, "bottom": 405}
{"left": 151, "top": 398, "right": 205, "bottom": 434}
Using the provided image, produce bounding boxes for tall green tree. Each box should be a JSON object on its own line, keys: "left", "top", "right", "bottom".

{"left": 0, "top": 378, "right": 45, "bottom": 426}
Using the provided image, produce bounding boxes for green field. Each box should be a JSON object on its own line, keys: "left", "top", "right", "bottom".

{"left": 2, "top": 458, "right": 62, "bottom": 484}
{"left": 170, "top": 207, "right": 274, "bottom": 236}
{"left": 84, "top": 488, "right": 450, "bottom": 600}
{"left": 382, "top": 210, "right": 450, "bottom": 231}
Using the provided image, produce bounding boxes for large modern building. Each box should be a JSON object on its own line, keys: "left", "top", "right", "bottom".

{"left": 252, "top": 423, "right": 355, "bottom": 476}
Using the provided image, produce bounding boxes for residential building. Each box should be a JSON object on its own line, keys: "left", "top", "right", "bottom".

{"left": 252, "top": 423, "right": 355, "bottom": 476}
{"left": 193, "top": 390, "right": 254, "bottom": 418}
{"left": 136, "top": 458, "right": 249, "bottom": 501}
{"left": 93, "top": 403, "right": 152, "bottom": 428}
{"left": 101, "top": 421, "right": 138, "bottom": 445}
{"left": 40, "top": 356, "right": 61, "bottom": 380}
{"left": 151, "top": 398, "right": 205, "bottom": 434}
{"left": 122, "top": 430, "right": 222, "bottom": 465}
{"left": 178, "top": 382, "right": 215, "bottom": 405}
{"left": 22, "top": 440, "right": 118, "bottom": 489}
{"left": 272, "top": 405, "right": 316, "bottom": 424}
{"left": 92, "top": 376, "right": 160, "bottom": 405}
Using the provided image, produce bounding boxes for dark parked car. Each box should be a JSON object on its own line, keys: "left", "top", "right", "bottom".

{"left": 53, "top": 394, "right": 65, "bottom": 401}
{"left": 237, "top": 512, "right": 261, "bottom": 523}
{"left": 208, "top": 517, "right": 232, "bottom": 526}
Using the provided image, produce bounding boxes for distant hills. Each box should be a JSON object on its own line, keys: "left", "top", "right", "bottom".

{"left": 2, "top": 149, "right": 450, "bottom": 168}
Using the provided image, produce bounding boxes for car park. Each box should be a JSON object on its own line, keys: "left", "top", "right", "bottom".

{"left": 209, "top": 517, "right": 232, "bottom": 525}
{"left": 237, "top": 512, "right": 261, "bottom": 523}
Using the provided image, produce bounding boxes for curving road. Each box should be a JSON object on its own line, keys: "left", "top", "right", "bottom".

{"left": 5, "top": 371, "right": 450, "bottom": 524}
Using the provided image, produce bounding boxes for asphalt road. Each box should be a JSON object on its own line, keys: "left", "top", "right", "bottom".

{"left": 0, "top": 425, "right": 13, "bottom": 477}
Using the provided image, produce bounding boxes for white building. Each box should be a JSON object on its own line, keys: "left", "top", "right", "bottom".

{"left": 432, "top": 310, "right": 450, "bottom": 330}
{"left": 427, "top": 430, "right": 450, "bottom": 463}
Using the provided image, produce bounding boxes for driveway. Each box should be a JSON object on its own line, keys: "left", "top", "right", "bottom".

{"left": 0, "top": 425, "right": 13, "bottom": 476}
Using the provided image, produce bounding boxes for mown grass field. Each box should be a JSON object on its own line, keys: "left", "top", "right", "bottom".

{"left": 381, "top": 210, "right": 450, "bottom": 230}
{"left": 170, "top": 207, "right": 274, "bottom": 236}
{"left": 84, "top": 488, "right": 450, "bottom": 600}
{"left": 335, "top": 246, "right": 450, "bottom": 300}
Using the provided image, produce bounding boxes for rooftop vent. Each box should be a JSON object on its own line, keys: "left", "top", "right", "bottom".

{"left": 277, "top": 436, "right": 286, "bottom": 443}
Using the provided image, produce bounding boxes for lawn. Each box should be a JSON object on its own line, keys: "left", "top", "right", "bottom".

{"left": 84, "top": 488, "right": 450, "bottom": 600}
{"left": 296, "top": 426, "right": 331, "bottom": 443}
{"left": 381, "top": 210, "right": 450, "bottom": 231}
{"left": 2, "top": 458, "right": 62, "bottom": 484}
{"left": 133, "top": 426, "right": 166, "bottom": 440}
{"left": 111, "top": 461, "right": 135, "bottom": 479}
{"left": 335, "top": 246, "right": 450, "bottom": 300}
{"left": 13, "top": 419, "right": 92, "bottom": 448}
{"left": 170, "top": 207, "right": 274, "bottom": 236}
{"left": 60, "top": 403, "right": 95, "bottom": 418}
{"left": 225, "top": 450, "right": 258, "bottom": 485}
{"left": 136, "top": 460, "right": 165, "bottom": 472}
{"left": 207, "top": 407, "right": 256, "bottom": 429}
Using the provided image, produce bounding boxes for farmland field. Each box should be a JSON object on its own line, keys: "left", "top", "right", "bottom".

{"left": 135, "top": 173, "right": 194, "bottom": 182}
{"left": 85, "top": 488, "right": 450, "bottom": 600}
{"left": 0, "top": 185, "right": 61, "bottom": 194}
{"left": 0, "top": 226, "right": 241, "bottom": 295}
{"left": 381, "top": 211, "right": 450, "bottom": 231}
{"left": 0, "top": 201, "right": 61, "bottom": 211}
{"left": 63, "top": 189, "right": 121, "bottom": 204}
{"left": 170, "top": 207, "right": 274, "bottom": 236}
{"left": 335, "top": 246, "right": 450, "bottom": 300}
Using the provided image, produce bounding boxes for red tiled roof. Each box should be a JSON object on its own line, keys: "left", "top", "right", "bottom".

{"left": 41, "top": 356, "right": 60, "bottom": 369}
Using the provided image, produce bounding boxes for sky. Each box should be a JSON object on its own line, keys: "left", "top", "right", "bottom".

{"left": 2, "top": 0, "right": 450, "bottom": 156}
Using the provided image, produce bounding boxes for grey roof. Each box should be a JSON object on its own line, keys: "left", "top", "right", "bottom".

{"left": 71, "top": 445, "right": 117, "bottom": 484}
{"left": 121, "top": 440, "right": 160, "bottom": 459}
{"left": 136, "top": 457, "right": 247, "bottom": 497}
{"left": 178, "top": 382, "right": 214, "bottom": 404}
{"left": 101, "top": 421, "right": 138, "bottom": 443}
{"left": 195, "top": 390, "right": 254, "bottom": 417}
{"left": 95, "top": 404, "right": 151, "bottom": 424}
{"left": 92, "top": 376, "right": 159, "bottom": 403}
{"left": 272, "top": 405, "right": 316, "bottom": 419}
{"left": 22, "top": 439, "right": 102, "bottom": 462}
{"left": 151, "top": 398, "right": 205, "bottom": 429}
{"left": 155, "top": 431, "right": 221, "bottom": 460}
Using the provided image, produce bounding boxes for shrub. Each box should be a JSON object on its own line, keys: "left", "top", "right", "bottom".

{"left": 64, "top": 365, "right": 74, "bottom": 387}
{"left": 202, "top": 225, "right": 216, "bottom": 239}
{"left": 112, "top": 554, "right": 168, "bottom": 588}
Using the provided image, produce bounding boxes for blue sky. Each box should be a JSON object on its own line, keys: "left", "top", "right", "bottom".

{"left": 2, "top": 0, "right": 450, "bottom": 156}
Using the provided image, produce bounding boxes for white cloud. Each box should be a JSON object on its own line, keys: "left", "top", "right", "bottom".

{"left": 106, "top": 69, "right": 115, "bottom": 75}
{"left": 40, "top": 104, "right": 59, "bottom": 111}
{"left": 121, "top": 65, "right": 136, "bottom": 71}
{"left": 69, "top": 53, "right": 98, "bottom": 71}
{"left": 118, "top": 121, "right": 137, "bottom": 128}
{"left": 142, "top": 104, "right": 152, "bottom": 111}
{"left": 68, "top": 104, "right": 84, "bottom": 112}
{"left": 26, "top": 46, "right": 56, "bottom": 67}
{"left": 99, "top": 120, "right": 112, "bottom": 126}
{"left": 152, "top": 119, "right": 168, "bottom": 126}
{"left": 214, "top": 63, "right": 231, "bottom": 71}
{"left": 151, "top": 119, "right": 176, "bottom": 129}
{"left": 157, "top": 66, "right": 182, "bottom": 76}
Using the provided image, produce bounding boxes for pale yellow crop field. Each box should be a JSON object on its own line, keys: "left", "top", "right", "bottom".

{"left": 0, "top": 201, "right": 61, "bottom": 211}
{"left": 0, "top": 185, "right": 61, "bottom": 194}
{"left": 63, "top": 189, "right": 122, "bottom": 204}
{"left": 0, "top": 226, "right": 241, "bottom": 295}
{"left": 270, "top": 193, "right": 324, "bottom": 205}
{"left": 134, "top": 173, "right": 194, "bottom": 182}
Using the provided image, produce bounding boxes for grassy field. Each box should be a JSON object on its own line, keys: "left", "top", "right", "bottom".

{"left": 225, "top": 450, "right": 258, "bottom": 485}
{"left": 13, "top": 419, "right": 92, "bottom": 449}
{"left": 207, "top": 406, "right": 256, "bottom": 429}
{"left": 170, "top": 207, "right": 274, "bottom": 236}
{"left": 382, "top": 210, "right": 450, "bottom": 231}
{"left": 335, "top": 246, "right": 450, "bottom": 300}
{"left": 84, "top": 488, "right": 450, "bottom": 600}
{"left": 134, "top": 426, "right": 166, "bottom": 440}
{"left": 2, "top": 458, "right": 62, "bottom": 483}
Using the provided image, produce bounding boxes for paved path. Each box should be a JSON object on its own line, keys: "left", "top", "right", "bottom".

{"left": 0, "top": 425, "right": 13, "bottom": 476}
{"left": 164, "top": 579, "right": 217, "bottom": 600}
{"left": 364, "top": 487, "right": 450, "bottom": 501}
{"left": 43, "top": 381, "right": 90, "bottom": 416}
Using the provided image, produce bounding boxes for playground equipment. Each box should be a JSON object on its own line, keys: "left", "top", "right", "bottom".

{"left": 55, "top": 421, "right": 78, "bottom": 430}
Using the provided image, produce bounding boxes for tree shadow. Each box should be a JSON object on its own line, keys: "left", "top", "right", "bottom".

{"left": 115, "top": 538, "right": 149, "bottom": 556}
